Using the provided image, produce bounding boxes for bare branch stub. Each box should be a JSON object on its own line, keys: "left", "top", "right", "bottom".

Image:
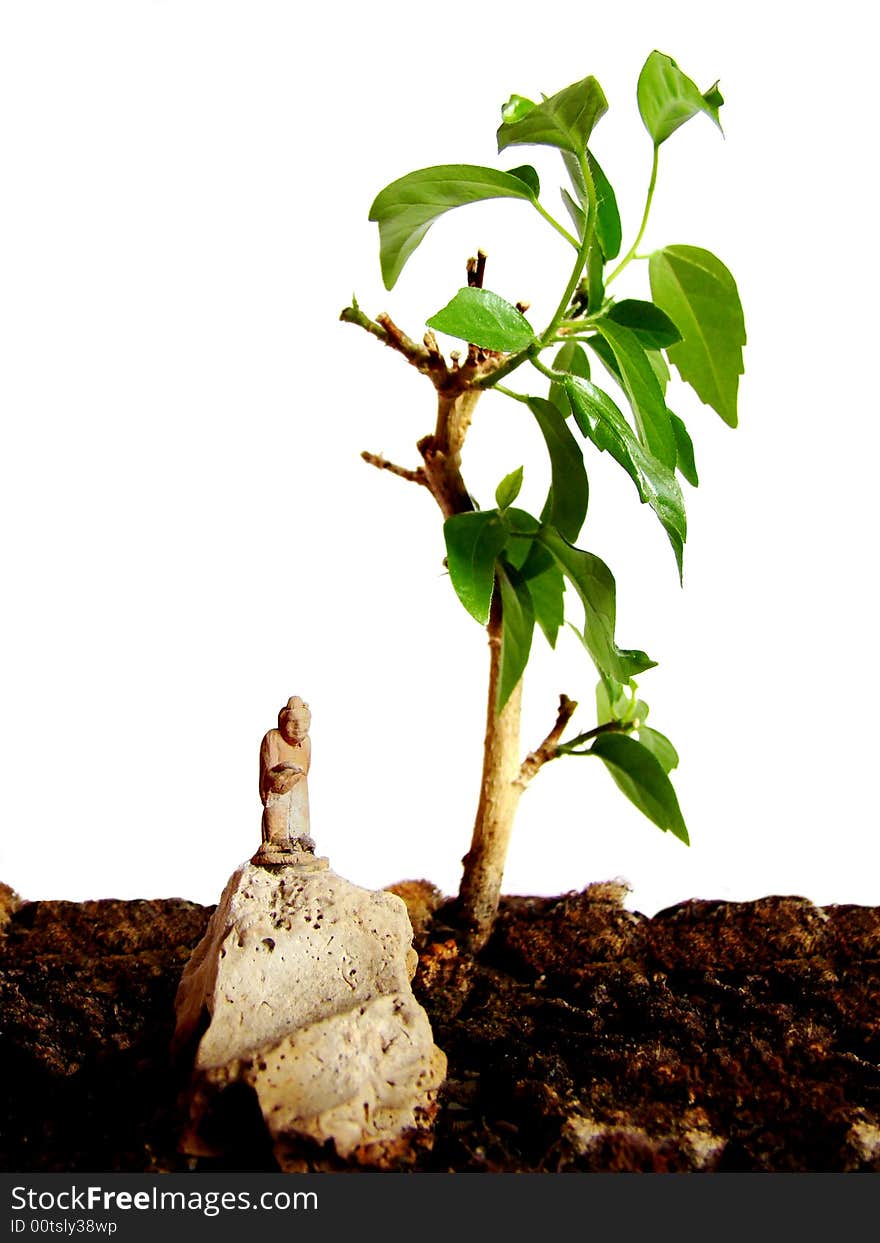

{"left": 517, "top": 694, "right": 579, "bottom": 789}
{"left": 375, "top": 313, "right": 433, "bottom": 368}
{"left": 466, "top": 249, "right": 487, "bottom": 289}
{"left": 339, "top": 302, "right": 391, "bottom": 345}
{"left": 423, "top": 331, "right": 444, "bottom": 367}
{"left": 361, "top": 451, "right": 428, "bottom": 488}
{"left": 341, "top": 247, "right": 518, "bottom": 524}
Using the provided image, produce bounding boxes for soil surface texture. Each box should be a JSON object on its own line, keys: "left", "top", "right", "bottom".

{"left": 1, "top": 879, "right": 878, "bottom": 1173}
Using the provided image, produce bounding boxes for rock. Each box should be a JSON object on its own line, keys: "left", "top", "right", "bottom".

{"left": 384, "top": 879, "right": 444, "bottom": 948}
{"left": 0, "top": 882, "right": 22, "bottom": 934}
{"left": 173, "top": 859, "right": 446, "bottom": 1168}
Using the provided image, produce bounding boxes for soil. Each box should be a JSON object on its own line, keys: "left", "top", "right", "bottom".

{"left": 1, "top": 878, "right": 879, "bottom": 1173}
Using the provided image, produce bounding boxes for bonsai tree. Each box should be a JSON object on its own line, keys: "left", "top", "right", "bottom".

{"left": 342, "top": 52, "right": 745, "bottom": 951}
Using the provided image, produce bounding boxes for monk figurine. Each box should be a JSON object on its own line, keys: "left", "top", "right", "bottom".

{"left": 252, "top": 696, "right": 315, "bottom": 865}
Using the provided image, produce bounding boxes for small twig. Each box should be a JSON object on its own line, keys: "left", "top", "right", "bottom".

{"left": 557, "top": 719, "right": 637, "bottom": 754}
{"left": 375, "top": 313, "right": 433, "bottom": 368}
{"left": 424, "top": 330, "right": 443, "bottom": 362}
{"left": 422, "top": 330, "right": 450, "bottom": 380}
{"left": 339, "top": 301, "right": 391, "bottom": 345}
{"left": 516, "top": 694, "right": 578, "bottom": 789}
{"left": 466, "top": 249, "right": 487, "bottom": 289}
{"left": 361, "top": 451, "right": 428, "bottom": 488}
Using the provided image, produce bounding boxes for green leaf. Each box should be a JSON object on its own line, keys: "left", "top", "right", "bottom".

{"left": 549, "top": 341, "right": 590, "bottom": 416}
{"left": 504, "top": 507, "right": 540, "bottom": 536}
{"left": 427, "top": 287, "right": 535, "bottom": 352}
{"left": 496, "top": 466, "right": 524, "bottom": 510}
{"left": 506, "top": 164, "right": 541, "bottom": 197}
{"left": 585, "top": 230, "right": 605, "bottom": 317}
{"left": 588, "top": 321, "right": 669, "bottom": 390}
{"left": 593, "top": 320, "right": 676, "bottom": 467}
{"left": 637, "top": 726, "right": 679, "bottom": 773}
{"left": 369, "top": 165, "right": 537, "bottom": 290}
{"left": 564, "top": 375, "right": 686, "bottom": 577}
{"left": 501, "top": 94, "right": 536, "bottom": 124}
{"left": 596, "top": 674, "right": 646, "bottom": 726}
{"left": 637, "top": 51, "right": 723, "bottom": 147}
{"left": 560, "top": 148, "right": 620, "bottom": 261}
{"left": 589, "top": 732, "right": 688, "bottom": 842}
{"left": 537, "top": 526, "right": 655, "bottom": 682}
{"left": 519, "top": 540, "right": 565, "bottom": 648}
{"left": 605, "top": 300, "right": 682, "bottom": 348}
{"left": 649, "top": 245, "right": 746, "bottom": 427}
{"left": 560, "top": 186, "right": 585, "bottom": 239}
{"left": 497, "top": 562, "right": 535, "bottom": 711}
{"left": 497, "top": 76, "right": 608, "bottom": 156}
{"left": 670, "top": 412, "right": 699, "bottom": 486}
{"left": 586, "top": 331, "right": 621, "bottom": 382}
{"left": 554, "top": 341, "right": 591, "bottom": 380}
{"left": 647, "top": 350, "right": 670, "bottom": 393}
{"left": 443, "top": 510, "right": 508, "bottom": 624}
{"left": 528, "top": 397, "right": 589, "bottom": 543}
{"left": 703, "top": 83, "right": 724, "bottom": 111}
{"left": 588, "top": 150, "right": 622, "bottom": 261}
{"left": 596, "top": 675, "right": 623, "bottom": 725}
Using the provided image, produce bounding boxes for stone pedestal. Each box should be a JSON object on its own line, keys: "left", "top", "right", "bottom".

{"left": 173, "top": 859, "right": 446, "bottom": 1168}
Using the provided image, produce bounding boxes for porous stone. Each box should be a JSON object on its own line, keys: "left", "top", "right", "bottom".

{"left": 173, "top": 859, "right": 446, "bottom": 1167}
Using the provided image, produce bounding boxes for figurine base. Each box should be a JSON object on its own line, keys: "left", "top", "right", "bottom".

{"left": 250, "top": 846, "right": 329, "bottom": 871}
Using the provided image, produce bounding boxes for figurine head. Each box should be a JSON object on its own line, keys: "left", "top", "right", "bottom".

{"left": 278, "top": 696, "right": 311, "bottom": 744}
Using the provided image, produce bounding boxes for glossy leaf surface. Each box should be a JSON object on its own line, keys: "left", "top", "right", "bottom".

{"left": 497, "top": 76, "right": 608, "bottom": 156}
{"left": 519, "top": 541, "right": 565, "bottom": 648}
{"left": 605, "top": 299, "right": 682, "bottom": 348}
{"left": 506, "top": 163, "right": 541, "bottom": 197}
{"left": 647, "top": 349, "right": 670, "bottom": 392}
{"left": 589, "top": 732, "right": 689, "bottom": 841}
{"left": 637, "top": 51, "right": 723, "bottom": 146}
{"left": 588, "top": 150, "right": 622, "bottom": 260}
{"left": 561, "top": 148, "right": 621, "bottom": 261}
{"left": 427, "top": 287, "right": 535, "bottom": 352}
{"left": 637, "top": 726, "right": 680, "bottom": 773}
{"left": 501, "top": 94, "right": 536, "bottom": 124}
{"left": 564, "top": 376, "right": 686, "bottom": 576}
{"left": 497, "top": 562, "right": 535, "bottom": 710}
{"left": 560, "top": 185, "right": 585, "bottom": 238}
{"left": 670, "top": 412, "right": 699, "bottom": 486}
{"left": 649, "top": 245, "right": 745, "bottom": 427}
{"left": 528, "top": 397, "right": 589, "bottom": 543}
{"left": 369, "top": 165, "right": 536, "bottom": 289}
{"left": 593, "top": 320, "right": 676, "bottom": 467}
{"left": 549, "top": 341, "right": 590, "bottom": 415}
{"left": 495, "top": 466, "right": 524, "bottom": 510}
{"left": 537, "top": 527, "right": 655, "bottom": 681}
{"left": 585, "top": 231, "right": 605, "bottom": 316}
{"left": 443, "top": 510, "right": 508, "bottom": 624}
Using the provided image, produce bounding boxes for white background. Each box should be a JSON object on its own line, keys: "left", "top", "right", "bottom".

{"left": 1, "top": 1, "right": 877, "bottom": 916}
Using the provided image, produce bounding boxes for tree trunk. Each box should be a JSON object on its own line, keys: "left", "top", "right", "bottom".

{"left": 416, "top": 386, "right": 525, "bottom": 952}
{"left": 457, "top": 589, "right": 524, "bottom": 951}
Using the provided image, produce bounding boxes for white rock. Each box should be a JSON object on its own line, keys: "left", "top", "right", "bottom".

{"left": 174, "top": 858, "right": 446, "bottom": 1167}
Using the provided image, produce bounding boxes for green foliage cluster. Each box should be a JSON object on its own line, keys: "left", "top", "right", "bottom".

{"left": 362, "top": 52, "right": 746, "bottom": 846}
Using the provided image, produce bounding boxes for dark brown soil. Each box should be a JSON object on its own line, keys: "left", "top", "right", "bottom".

{"left": 1, "top": 879, "right": 878, "bottom": 1173}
